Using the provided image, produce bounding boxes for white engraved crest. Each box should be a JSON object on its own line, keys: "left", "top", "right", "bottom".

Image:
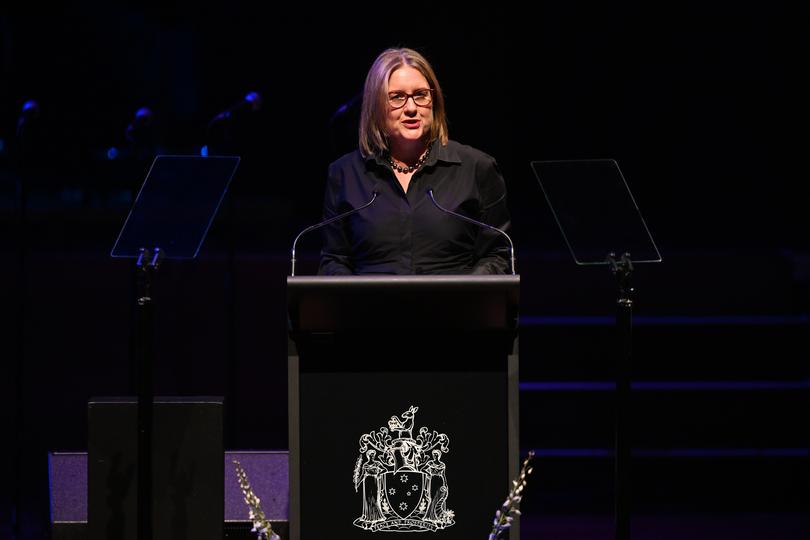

{"left": 353, "top": 406, "right": 455, "bottom": 532}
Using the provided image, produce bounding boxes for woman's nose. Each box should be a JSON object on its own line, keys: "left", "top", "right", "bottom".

{"left": 404, "top": 97, "right": 418, "bottom": 112}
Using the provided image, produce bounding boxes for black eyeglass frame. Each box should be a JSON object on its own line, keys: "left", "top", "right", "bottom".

{"left": 387, "top": 89, "right": 434, "bottom": 109}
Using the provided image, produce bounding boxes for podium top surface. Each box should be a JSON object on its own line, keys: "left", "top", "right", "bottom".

{"left": 287, "top": 275, "right": 520, "bottom": 332}
{"left": 288, "top": 274, "right": 518, "bottom": 288}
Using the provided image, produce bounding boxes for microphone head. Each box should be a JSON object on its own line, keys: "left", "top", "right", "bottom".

{"left": 17, "top": 100, "right": 41, "bottom": 135}
{"left": 21, "top": 100, "right": 40, "bottom": 118}
{"left": 425, "top": 186, "right": 438, "bottom": 203}
{"left": 244, "top": 91, "right": 262, "bottom": 111}
{"left": 126, "top": 107, "right": 155, "bottom": 143}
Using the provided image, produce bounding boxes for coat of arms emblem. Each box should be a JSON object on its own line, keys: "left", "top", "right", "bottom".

{"left": 352, "top": 406, "right": 455, "bottom": 532}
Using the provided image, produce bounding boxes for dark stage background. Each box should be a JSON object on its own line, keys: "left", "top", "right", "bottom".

{"left": 1, "top": 4, "right": 808, "bottom": 540}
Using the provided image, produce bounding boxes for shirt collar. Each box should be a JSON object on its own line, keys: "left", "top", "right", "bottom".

{"left": 425, "top": 139, "right": 462, "bottom": 166}
{"left": 366, "top": 139, "right": 462, "bottom": 169}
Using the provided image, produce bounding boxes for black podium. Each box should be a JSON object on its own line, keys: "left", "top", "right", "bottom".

{"left": 287, "top": 275, "right": 520, "bottom": 540}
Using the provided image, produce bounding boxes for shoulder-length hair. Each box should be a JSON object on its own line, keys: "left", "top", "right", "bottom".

{"left": 359, "top": 48, "right": 449, "bottom": 157}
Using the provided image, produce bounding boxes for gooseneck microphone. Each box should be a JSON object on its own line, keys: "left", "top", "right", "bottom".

{"left": 290, "top": 188, "right": 380, "bottom": 276}
{"left": 426, "top": 187, "right": 516, "bottom": 275}
{"left": 209, "top": 91, "right": 263, "bottom": 127}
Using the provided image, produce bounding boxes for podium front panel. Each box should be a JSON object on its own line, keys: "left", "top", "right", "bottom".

{"left": 293, "top": 350, "right": 512, "bottom": 540}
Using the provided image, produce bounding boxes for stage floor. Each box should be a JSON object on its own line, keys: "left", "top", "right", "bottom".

{"left": 520, "top": 513, "right": 808, "bottom": 540}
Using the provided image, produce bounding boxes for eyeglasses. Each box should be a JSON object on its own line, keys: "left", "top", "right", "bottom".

{"left": 388, "top": 89, "right": 433, "bottom": 109}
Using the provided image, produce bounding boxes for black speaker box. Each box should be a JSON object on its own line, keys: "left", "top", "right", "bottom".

{"left": 87, "top": 397, "right": 223, "bottom": 540}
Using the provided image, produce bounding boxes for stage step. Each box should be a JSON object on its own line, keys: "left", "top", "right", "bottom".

{"left": 517, "top": 453, "right": 809, "bottom": 515}
{"left": 517, "top": 250, "right": 805, "bottom": 316}
{"left": 519, "top": 316, "right": 810, "bottom": 380}
{"left": 48, "top": 451, "right": 289, "bottom": 535}
{"left": 515, "top": 308, "right": 810, "bottom": 517}
{"left": 519, "top": 382, "right": 808, "bottom": 448}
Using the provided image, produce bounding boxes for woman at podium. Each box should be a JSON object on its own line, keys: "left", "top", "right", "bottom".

{"left": 318, "top": 47, "right": 511, "bottom": 275}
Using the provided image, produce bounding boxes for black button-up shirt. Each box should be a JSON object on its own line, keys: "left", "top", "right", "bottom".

{"left": 318, "top": 139, "right": 511, "bottom": 275}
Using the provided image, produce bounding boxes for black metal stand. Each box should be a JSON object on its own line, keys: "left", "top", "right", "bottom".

{"left": 135, "top": 247, "right": 162, "bottom": 540}
{"left": 12, "top": 167, "right": 28, "bottom": 540}
{"left": 608, "top": 252, "right": 634, "bottom": 540}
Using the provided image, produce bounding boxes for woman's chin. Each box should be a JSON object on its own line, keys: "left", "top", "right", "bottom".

{"left": 396, "top": 130, "right": 426, "bottom": 144}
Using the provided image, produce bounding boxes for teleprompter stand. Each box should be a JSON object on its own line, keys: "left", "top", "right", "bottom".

{"left": 531, "top": 159, "right": 662, "bottom": 540}
{"left": 108, "top": 155, "right": 239, "bottom": 540}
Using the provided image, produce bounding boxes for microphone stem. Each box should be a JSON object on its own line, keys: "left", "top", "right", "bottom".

{"left": 428, "top": 189, "right": 515, "bottom": 275}
{"left": 290, "top": 191, "right": 378, "bottom": 276}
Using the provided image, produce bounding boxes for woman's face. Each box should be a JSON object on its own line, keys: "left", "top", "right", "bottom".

{"left": 385, "top": 66, "right": 433, "bottom": 151}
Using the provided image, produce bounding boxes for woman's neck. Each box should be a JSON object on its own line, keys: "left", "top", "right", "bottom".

{"left": 390, "top": 140, "right": 429, "bottom": 166}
